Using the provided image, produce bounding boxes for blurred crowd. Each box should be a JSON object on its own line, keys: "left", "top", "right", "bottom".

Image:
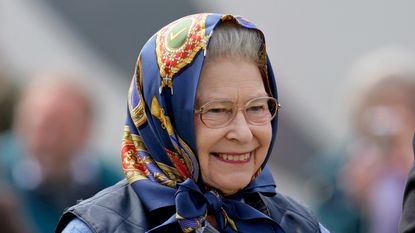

{"left": 0, "top": 70, "right": 121, "bottom": 233}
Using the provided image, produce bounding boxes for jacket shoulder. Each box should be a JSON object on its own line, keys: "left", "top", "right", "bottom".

{"left": 56, "top": 179, "right": 148, "bottom": 233}
{"left": 262, "top": 192, "right": 321, "bottom": 233}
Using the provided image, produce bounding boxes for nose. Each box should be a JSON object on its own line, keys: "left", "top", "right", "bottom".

{"left": 225, "top": 110, "right": 253, "bottom": 143}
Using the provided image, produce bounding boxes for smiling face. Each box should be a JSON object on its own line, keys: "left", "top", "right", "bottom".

{"left": 194, "top": 57, "right": 272, "bottom": 196}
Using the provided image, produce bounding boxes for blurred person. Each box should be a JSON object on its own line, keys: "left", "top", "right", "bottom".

{"left": 0, "top": 73, "right": 121, "bottom": 233}
{"left": 0, "top": 181, "right": 30, "bottom": 233}
{"left": 342, "top": 73, "right": 415, "bottom": 233}
{"left": 399, "top": 133, "right": 415, "bottom": 233}
{"left": 0, "top": 71, "right": 29, "bottom": 233}
{"left": 309, "top": 151, "right": 366, "bottom": 233}
{"left": 56, "top": 13, "right": 329, "bottom": 233}
{"left": 314, "top": 47, "right": 415, "bottom": 233}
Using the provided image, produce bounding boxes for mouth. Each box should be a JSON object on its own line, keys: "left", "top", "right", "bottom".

{"left": 211, "top": 152, "right": 252, "bottom": 163}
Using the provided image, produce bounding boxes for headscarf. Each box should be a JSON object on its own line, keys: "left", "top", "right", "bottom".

{"left": 121, "top": 13, "right": 280, "bottom": 233}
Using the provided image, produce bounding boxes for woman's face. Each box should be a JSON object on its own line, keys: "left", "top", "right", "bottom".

{"left": 194, "top": 57, "right": 272, "bottom": 196}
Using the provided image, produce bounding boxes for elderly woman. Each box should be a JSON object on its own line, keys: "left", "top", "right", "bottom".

{"left": 57, "top": 13, "right": 329, "bottom": 233}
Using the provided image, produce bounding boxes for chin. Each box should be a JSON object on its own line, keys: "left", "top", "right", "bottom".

{"left": 213, "top": 177, "right": 252, "bottom": 196}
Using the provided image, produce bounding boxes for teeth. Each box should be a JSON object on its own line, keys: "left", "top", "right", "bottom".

{"left": 217, "top": 153, "right": 250, "bottom": 162}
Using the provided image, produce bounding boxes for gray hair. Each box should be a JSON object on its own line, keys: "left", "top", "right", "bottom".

{"left": 205, "top": 22, "right": 264, "bottom": 64}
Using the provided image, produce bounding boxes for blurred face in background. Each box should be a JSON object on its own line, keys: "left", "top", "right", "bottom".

{"left": 15, "top": 80, "right": 91, "bottom": 177}
{"left": 357, "top": 81, "right": 415, "bottom": 169}
{"left": 341, "top": 79, "right": 415, "bottom": 203}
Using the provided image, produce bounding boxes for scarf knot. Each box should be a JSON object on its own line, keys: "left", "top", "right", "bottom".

{"left": 205, "top": 190, "right": 223, "bottom": 213}
{"left": 174, "top": 178, "right": 277, "bottom": 233}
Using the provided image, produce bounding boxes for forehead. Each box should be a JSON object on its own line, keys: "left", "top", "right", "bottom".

{"left": 196, "top": 57, "right": 267, "bottom": 101}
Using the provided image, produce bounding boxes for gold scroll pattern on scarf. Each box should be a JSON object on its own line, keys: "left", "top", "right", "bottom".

{"left": 128, "top": 56, "right": 147, "bottom": 128}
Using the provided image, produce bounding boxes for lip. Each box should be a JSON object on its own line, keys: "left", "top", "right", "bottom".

{"left": 211, "top": 151, "right": 253, "bottom": 164}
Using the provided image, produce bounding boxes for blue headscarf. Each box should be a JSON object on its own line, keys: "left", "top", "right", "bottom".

{"left": 121, "top": 13, "right": 280, "bottom": 232}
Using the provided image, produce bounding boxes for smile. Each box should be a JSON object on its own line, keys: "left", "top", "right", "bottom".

{"left": 213, "top": 152, "right": 252, "bottom": 163}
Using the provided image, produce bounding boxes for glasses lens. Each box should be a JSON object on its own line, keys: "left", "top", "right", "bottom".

{"left": 201, "top": 101, "right": 234, "bottom": 128}
{"left": 245, "top": 97, "right": 278, "bottom": 124}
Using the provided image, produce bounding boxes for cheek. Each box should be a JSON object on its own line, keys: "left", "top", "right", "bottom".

{"left": 194, "top": 121, "right": 210, "bottom": 182}
{"left": 194, "top": 117, "right": 207, "bottom": 159}
{"left": 194, "top": 118, "right": 222, "bottom": 176}
{"left": 257, "top": 122, "right": 272, "bottom": 142}
{"left": 256, "top": 124, "right": 273, "bottom": 161}
{"left": 194, "top": 118, "right": 203, "bottom": 151}
{"left": 264, "top": 125, "right": 273, "bottom": 146}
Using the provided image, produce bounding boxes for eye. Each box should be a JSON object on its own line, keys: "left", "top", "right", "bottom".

{"left": 199, "top": 101, "right": 234, "bottom": 128}
{"left": 247, "top": 105, "right": 266, "bottom": 112}
{"left": 206, "top": 107, "right": 232, "bottom": 114}
{"left": 201, "top": 101, "right": 234, "bottom": 121}
{"left": 201, "top": 101, "right": 233, "bottom": 115}
{"left": 246, "top": 102, "right": 268, "bottom": 112}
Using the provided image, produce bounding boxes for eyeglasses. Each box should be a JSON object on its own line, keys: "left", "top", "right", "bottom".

{"left": 194, "top": 96, "right": 281, "bottom": 128}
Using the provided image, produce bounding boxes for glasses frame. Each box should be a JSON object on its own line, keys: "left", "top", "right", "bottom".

{"left": 194, "top": 96, "right": 281, "bottom": 128}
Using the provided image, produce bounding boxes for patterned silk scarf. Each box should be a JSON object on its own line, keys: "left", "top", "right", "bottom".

{"left": 121, "top": 13, "right": 280, "bottom": 233}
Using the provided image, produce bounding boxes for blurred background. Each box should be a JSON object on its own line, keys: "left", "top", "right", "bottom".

{"left": 1, "top": 1, "right": 415, "bottom": 233}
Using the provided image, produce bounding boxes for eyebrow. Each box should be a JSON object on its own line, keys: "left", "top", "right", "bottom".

{"left": 195, "top": 93, "right": 269, "bottom": 106}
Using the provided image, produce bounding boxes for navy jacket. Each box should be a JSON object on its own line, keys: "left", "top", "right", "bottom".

{"left": 56, "top": 180, "right": 324, "bottom": 233}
